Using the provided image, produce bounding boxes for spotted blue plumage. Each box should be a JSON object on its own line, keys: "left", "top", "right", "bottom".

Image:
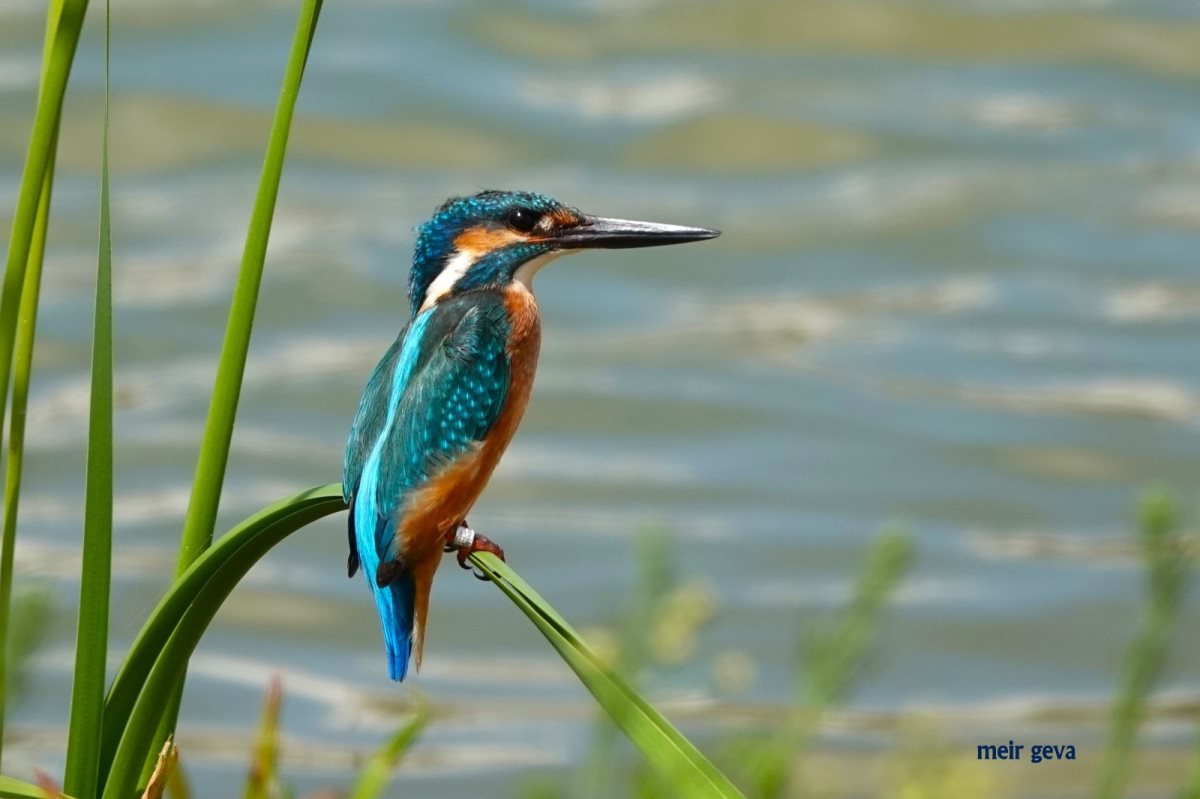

{"left": 343, "top": 292, "right": 511, "bottom": 680}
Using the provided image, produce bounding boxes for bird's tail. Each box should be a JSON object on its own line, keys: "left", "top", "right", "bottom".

{"left": 410, "top": 553, "right": 442, "bottom": 671}
{"left": 372, "top": 572, "right": 416, "bottom": 681}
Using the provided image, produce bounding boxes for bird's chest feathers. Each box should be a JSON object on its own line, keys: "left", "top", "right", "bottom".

{"left": 395, "top": 287, "right": 540, "bottom": 552}
{"left": 499, "top": 283, "right": 541, "bottom": 418}
{"left": 469, "top": 286, "right": 539, "bottom": 498}
{"left": 502, "top": 282, "right": 541, "bottom": 362}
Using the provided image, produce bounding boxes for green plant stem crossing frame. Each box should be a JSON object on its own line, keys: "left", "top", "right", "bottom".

{"left": 151, "top": 0, "right": 326, "bottom": 767}
{"left": 62, "top": 1, "right": 114, "bottom": 792}
{"left": 0, "top": 1, "right": 744, "bottom": 794}
{"left": 97, "top": 484, "right": 742, "bottom": 799}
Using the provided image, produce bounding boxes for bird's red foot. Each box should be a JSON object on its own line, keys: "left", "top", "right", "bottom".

{"left": 445, "top": 523, "right": 505, "bottom": 581}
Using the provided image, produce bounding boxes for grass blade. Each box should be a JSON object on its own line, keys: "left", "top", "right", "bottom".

{"left": 100, "top": 486, "right": 344, "bottom": 799}
{"left": 348, "top": 705, "right": 428, "bottom": 799}
{"left": 100, "top": 483, "right": 737, "bottom": 796}
{"left": 0, "top": 140, "right": 57, "bottom": 771}
{"left": 1098, "top": 493, "right": 1190, "bottom": 799}
{"left": 0, "top": 0, "right": 69, "bottom": 769}
{"left": 0, "top": 0, "right": 86, "bottom": 447}
{"left": 175, "top": 0, "right": 325, "bottom": 569}
{"left": 152, "top": 0, "right": 325, "bottom": 764}
{"left": 98, "top": 484, "right": 344, "bottom": 783}
{"left": 242, "top": 677, "right": 282, "bottom": 799}
{"left": 62, "top": 3, "right": 113, "bottom": 794}
{"left": 470, "top": 553, "right": 745, "bottom": 799}
{"left": 0, "top": 777, "right": 75, "bottom": 799}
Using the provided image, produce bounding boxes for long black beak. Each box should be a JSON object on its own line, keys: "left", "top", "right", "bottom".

{"left": 553, "top": 215, "right": 720, "bottom": 249}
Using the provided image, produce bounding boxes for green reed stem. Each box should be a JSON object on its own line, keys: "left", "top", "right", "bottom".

{"left": 0, "top": 141, "right": 56, "bottom": 771}
{"left": 175, "top": 0, "right": 325, "bottom": 570}
{"left": 145, "top": 0, "right": 324, "bottom": 772}
{"left": 62, "top": 4, "right": 113, "bottom": 794}
{"left": 0, "top": 0, "right": 86, "bottom": 448}
{"left": 1097, "top": 493, "right": 1190, "bottom": 799}
{"left": 0, "top": 0, "right": 70, "bottom": 769}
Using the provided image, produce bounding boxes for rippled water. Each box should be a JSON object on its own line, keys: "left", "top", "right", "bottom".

{"left": 2, "top": 0, "right": 1200, "bottom": 795}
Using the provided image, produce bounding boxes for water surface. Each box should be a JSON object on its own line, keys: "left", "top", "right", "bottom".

{"left": 2, "top": 0, "right": 1199, "bottom": 795}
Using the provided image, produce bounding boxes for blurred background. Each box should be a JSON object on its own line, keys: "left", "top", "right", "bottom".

{"left": 2, "top": 0, "right": 1199, "bottom": 796}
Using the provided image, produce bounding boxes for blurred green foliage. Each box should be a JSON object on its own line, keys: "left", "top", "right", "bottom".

{"left": 0, "top": 588, "right": 51, "bottom": 707}
{"left": 519, "top": 526, "right": 914, "bottom": 799}
{"left": 720, "top": 530, "right": 913, "bottom": 799}
{"left": 1097, "top": 493, "right": 1192, "bottom": 799}
{"left": 224, "top": 676, "right": 427, "bottom": 799}
{"left": 508, "top": 500, "right": 1199, "bottom": 799}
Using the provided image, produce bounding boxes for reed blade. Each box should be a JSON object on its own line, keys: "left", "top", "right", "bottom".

{"left": 62, "top": 2, "right": 113, "bottom": 795}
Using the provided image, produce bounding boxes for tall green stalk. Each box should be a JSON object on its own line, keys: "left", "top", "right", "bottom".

{"left": 0, "top": 0, "right": 86, "bottom": 444}
{"left": 1097, "top": 494, "right": 1190, "bottom": 799}
{"left": 0, "top": 0, "right": 70, "bottom": 771}
{"left": 150, "top": 0, "right": 324, "bottom": 760}
{"left": 0, "top": 145, "right": 55, "bottom": 770}
{"left": 62, "top": 3, "right": 113, "bottom": 794}
{"left": 175, "top": 0, "right": 325, "bottom": 570}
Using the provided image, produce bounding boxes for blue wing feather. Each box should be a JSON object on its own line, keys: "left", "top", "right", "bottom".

{"left": 344, "top": 292, "right": 511, "bottom": 680}
{"left": 374, "top": 300, "right": 509, "bottom": 559}
{"left": 343, "top": 322, "right": 410, "bottom": 577}
{"left": 344, "top": 321, "right": 409, "bottom": 501}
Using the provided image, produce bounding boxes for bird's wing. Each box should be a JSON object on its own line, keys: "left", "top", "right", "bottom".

{"left": 344, "top": 320, "right": 410, "bottom": 502}
{"left": 369, "top": 294, "right": 511, "bottom": 564}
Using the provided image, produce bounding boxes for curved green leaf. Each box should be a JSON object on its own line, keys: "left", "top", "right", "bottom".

{"left": 152, "top": 0, "right": 325, "bottom": 769}
{"left": 98, "top": 484, "right": 345, "bottom": 788}
{"left": 103, "top": 482, "right": 739, "bottom": 798}
{"left": 99, "top": 482, "right": 345, "bottom": 791}
{"left": 471, "top": 553, "right": 745, "bottom": 799}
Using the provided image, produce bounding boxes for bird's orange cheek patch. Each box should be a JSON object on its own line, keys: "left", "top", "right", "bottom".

{"left": 549, "top": 209, "right": 581, "bottom": 228}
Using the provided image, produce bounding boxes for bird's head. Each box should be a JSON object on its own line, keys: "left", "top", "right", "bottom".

{"left": 408, "top": 189, "right": 719, "bottom": 315}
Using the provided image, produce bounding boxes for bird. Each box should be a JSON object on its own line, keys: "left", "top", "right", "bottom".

{"left": 343, "top": 189, "right": 719, "bottom": 681}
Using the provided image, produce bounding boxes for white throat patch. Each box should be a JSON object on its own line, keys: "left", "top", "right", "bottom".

{"left": 421, "top": 248, "right": 572, "bottom": 311}
{"left": 514, "top": 249, "right": 571, "bottom": 290}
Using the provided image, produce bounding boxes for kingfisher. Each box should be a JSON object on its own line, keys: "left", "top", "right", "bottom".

{"left": 343, "top": 189, "right": 719, "bottom": 681}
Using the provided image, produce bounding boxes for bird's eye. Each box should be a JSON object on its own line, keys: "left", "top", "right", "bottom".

{"left": 506, "top": 207, "right": 541, "bottom": 233}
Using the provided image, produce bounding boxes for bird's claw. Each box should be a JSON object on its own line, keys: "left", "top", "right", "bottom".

{"left": 445, "top": 523, "right": 505, "bottom": 581}
{"left": 457, "top": 549, "right": 491, "bottom": 581}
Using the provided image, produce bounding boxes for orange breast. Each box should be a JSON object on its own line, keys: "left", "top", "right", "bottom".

{"left": 398, "top": 285, "right": 542, "bottom": 560}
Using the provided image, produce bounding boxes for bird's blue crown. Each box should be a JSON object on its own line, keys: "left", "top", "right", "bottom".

{"left": 408, "top": 190, "right": 577, "bottom": 316}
